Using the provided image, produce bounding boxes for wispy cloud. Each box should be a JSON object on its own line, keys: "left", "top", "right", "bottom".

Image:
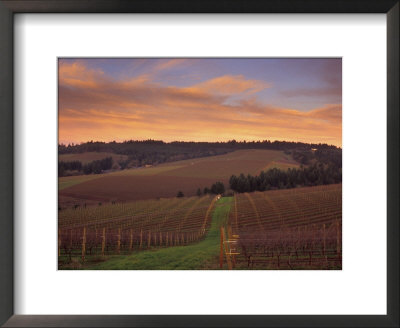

{"left": 280, "top": 86, "right": 341, "bottom": 98}
{"left": 188, "top": 75, "right": 270, "bottom": 95}
{"left": 58, "top": 60, "right": 342, "bottom": 146}
{"left": 153, "top": 59, "right": 190, "bottom": 71}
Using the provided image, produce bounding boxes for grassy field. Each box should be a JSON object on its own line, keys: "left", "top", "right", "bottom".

{"left": 59, "top": 149, "right": 298, "bottom": 206}
{"left": 63, "top": 197, "right": 233, "bottom": 270}
{"left": 262, "top": 158, "right": 300, "bottom": 171}
{"left": 58, "top": 174, "right": 103, "bottom": 190}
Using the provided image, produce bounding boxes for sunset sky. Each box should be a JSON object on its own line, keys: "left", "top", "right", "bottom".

{"left": 58, "top": 58, "right": 342, "bottom": 147}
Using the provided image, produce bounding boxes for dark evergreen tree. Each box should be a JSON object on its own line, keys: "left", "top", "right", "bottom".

{"left": 210, "top": 182, "right": 225, "bottom": 194}
{"left": 228, "top": 162, "right": 341, "bottom": 193}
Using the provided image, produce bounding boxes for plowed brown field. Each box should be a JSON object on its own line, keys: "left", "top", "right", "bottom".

{"left": 59, "top": 149, "right": 298, "bottom": 207}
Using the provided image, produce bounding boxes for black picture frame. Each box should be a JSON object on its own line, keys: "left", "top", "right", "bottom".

{"left": 0, "top": 1, "right": 398, "bottom": 327}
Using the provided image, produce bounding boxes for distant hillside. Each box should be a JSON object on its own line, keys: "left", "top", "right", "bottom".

{"left": 58, "top": 139, "right": 340, "bottom": 175}
{"left": 58, "top": 149, "right": 299, "bottom": 207}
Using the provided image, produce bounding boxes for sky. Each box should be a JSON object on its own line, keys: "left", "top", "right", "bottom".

{"left": 58, "top": 58, "right": 342, "bottom": 147}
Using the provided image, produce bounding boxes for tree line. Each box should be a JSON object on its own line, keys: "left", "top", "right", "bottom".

{"left": 177, "top": 182, "right": 226, "bottom": 198}
{"left": 59, "top": 157, "right": 113, "bottom": 177}
{"left": 229, "top": 164, "right": 342, "bottom": 193}
{"left": 59, "top": 139, "right": 340, "bottom": 168}
{"left": 228, "top": 147, "right": 341, "bottom": 193}
{"left": 290, "top": 148, "right": 342, "bottom": 167}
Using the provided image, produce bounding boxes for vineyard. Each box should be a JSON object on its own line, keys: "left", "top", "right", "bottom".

{"left": 58, "top": 195, "right": 218, "bottom": 266}
{"left": 223, "top": 184, "right": 342, "bottom": 269}
{"left": 58, "top": 184, "right": 342, "bottom": 270}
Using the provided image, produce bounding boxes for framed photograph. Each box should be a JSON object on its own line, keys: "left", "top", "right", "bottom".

{"left": 57, "top": 57, "right": 343, "bottom": 272}
{"left": 0, "top": 0, "right": 398, "bottom": 327}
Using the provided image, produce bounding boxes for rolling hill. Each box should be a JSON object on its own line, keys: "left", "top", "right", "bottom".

{"left": 58, "top": 149, "right": 299, "bottom": 207}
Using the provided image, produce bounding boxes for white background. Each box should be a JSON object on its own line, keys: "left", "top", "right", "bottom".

{"left": 14, "top": 14, "right": 387, "bottom": 315}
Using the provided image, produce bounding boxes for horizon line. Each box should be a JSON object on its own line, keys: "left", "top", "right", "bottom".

{"left": 58, "top": 138, "right": 341, "bottom": 148}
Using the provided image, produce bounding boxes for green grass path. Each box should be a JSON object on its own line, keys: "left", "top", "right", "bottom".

{"left": 83, "top": 197, "right": 232, "bottom": 270}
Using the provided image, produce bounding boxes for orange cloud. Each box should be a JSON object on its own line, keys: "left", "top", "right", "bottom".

{"left": 153, "top": 59, "right": 189, "bottom": 71}
{"left": 188, "top": 75, "right": 270, "bottom": 95}
{"left": 59, "top": 61, "right": 105, "bottom": 88}
{"left": 280, "top": 87, "right": 341, "bottom": 98}
{"left": 58, "top": 61, "right": 342, "bottom": 147}
{"left": 307, "top": 104, "right": 342, "bottom": 123}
